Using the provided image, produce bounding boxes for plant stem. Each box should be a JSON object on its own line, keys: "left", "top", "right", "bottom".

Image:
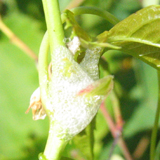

{"left": 38, "top": 32, "right": 49, "bottom": 110}
{"left": 40, "top": 1, "right": 69, "bottom": 159}
{"left": 100, "top": 102, "right": 133, "bottom": 160}
{"left": 150, "top": 70, "right": 160, "bottom": 160}
{"left": 43, "top": 122, "right": 68, "bottom": 160}
{"left": 42, "top": 0, "right": 65, "bottom": 51}
{"left": 69, "top": 6, "right": 120, "bottom": 25}
{"left": 38, "top": 33, "right": 68, "bottom": 160}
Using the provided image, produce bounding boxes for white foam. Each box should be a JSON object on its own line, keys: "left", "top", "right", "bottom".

{"left": 46, "top": 46, "right": 103, "bottom": 139}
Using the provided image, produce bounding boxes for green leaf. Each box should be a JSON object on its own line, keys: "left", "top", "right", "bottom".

{"left": 106, "top": 5, "right": 160, "bottom": 69}
{"left": 62, "top": 10, "right": 91, "bottom": 41}
{"left": 78, "top": 76, "right": 113, "bottom": 97}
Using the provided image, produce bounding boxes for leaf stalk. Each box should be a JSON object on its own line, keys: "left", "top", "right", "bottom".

{"left": 69, "top": 6, "right": 120, "bottom": 25}
{"left": 150, "top": 70, "right": 160, "bottom": 160}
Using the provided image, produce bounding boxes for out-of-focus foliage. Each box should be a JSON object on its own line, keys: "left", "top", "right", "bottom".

{"left": 0, "top": 0, "right": 160, "bottom": 160}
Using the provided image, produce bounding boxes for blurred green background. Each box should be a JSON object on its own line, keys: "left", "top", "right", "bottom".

{"left": 0, "top": 0, "right": 160, "bottom": 159}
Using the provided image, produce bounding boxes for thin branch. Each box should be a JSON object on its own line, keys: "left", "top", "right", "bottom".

{"left": 0, "top": 16, "right": 38, "bottom": 62}
{"left": 100, "top": 102, "right": 133, "bottom": 160}
{"left": 100, "top": 101, "right": 117, "bottom": 137}
{"left": 110, "top": 92, "right": 124, "bottom": 128}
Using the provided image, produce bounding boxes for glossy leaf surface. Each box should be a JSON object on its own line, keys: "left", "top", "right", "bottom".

{"left": 107, "top": 5, "right": 160, "bottom": 69}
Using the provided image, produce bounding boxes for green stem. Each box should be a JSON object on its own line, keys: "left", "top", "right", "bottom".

{"left": 39, "top": 1, "right": 69, "bottom": 159}
{"left": 38, "top": 32, "right": 49, "bottom": 111}
{"left": 43, "top": 122, "right": 68, "bottom": 160}
{"left": 69, "top": 6, "right": 120, "bottom": 25}
{"left": 150, "top": 70, "right": 160, "bottom": 160}
{"left": 42, "top": 0, "right": 65, "bottom": 51}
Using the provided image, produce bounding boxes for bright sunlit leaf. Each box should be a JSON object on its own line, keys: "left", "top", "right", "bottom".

{"left": 107, "top": 5, "right": 160, "bottom": 69}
